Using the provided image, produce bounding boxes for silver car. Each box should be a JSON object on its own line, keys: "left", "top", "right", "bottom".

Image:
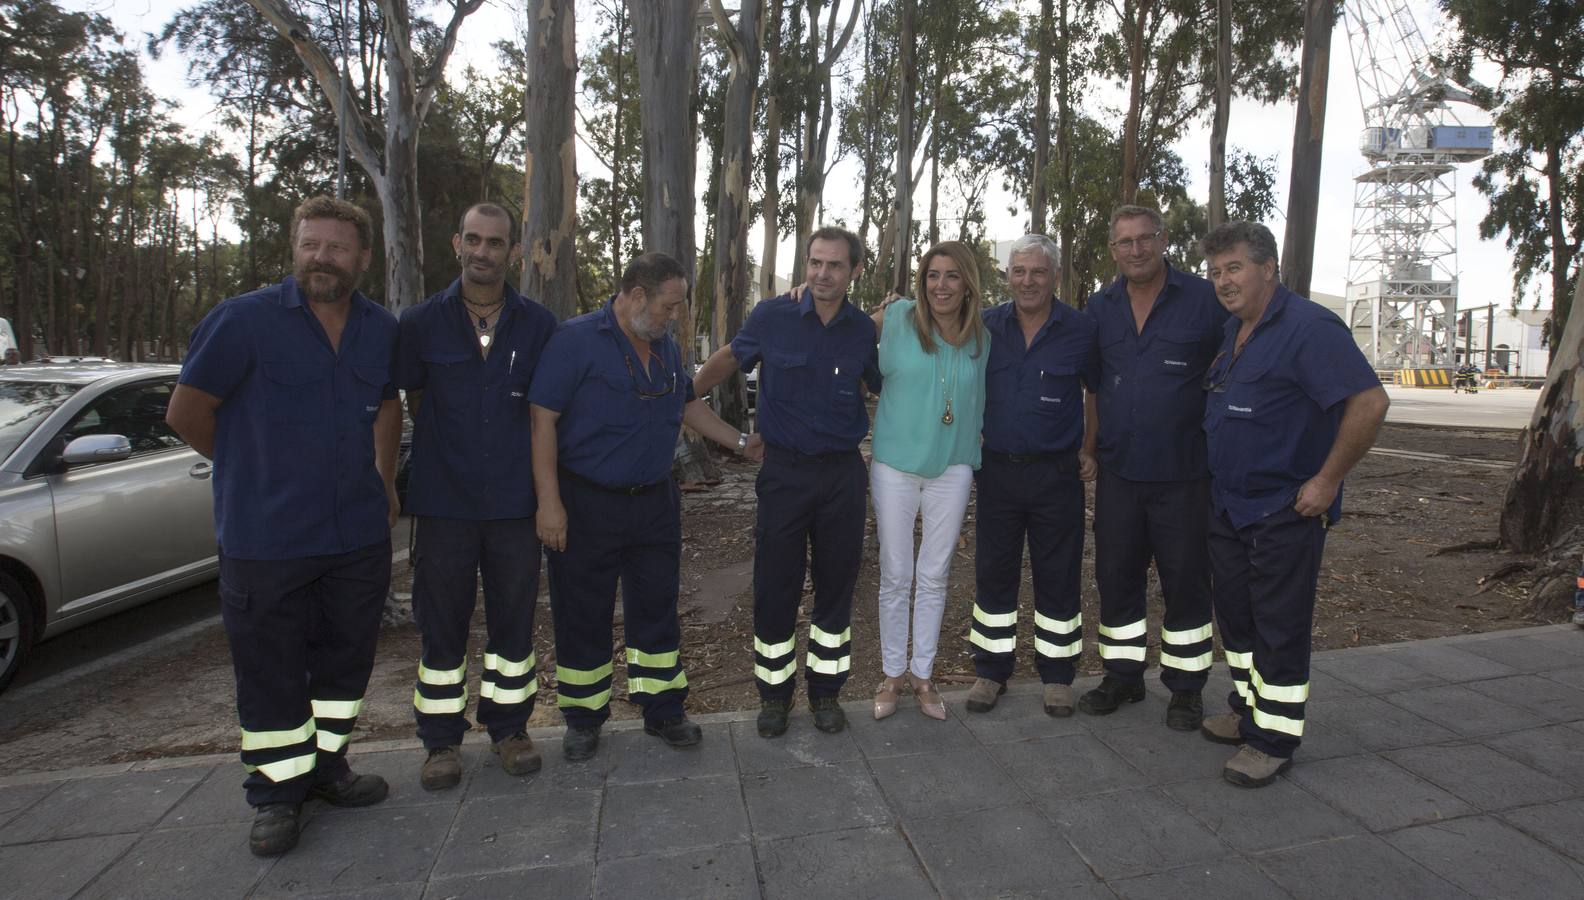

{"left": 0, "top": 361, "right": 218, "bottom": 691}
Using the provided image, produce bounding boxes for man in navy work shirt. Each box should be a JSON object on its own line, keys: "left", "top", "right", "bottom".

{"left": 693, "top": 226, "right": 880, "bottom": 739}
{"left": 1079, "top": 205, "right": 1229, "bottom": 731}
{"left": 529, "top": 252, "right": 763, "bottom": 762}
{"left": 1197, "top": 221, "right": 1387, "bottom": 787}
{"left": 397, "top": 203, "right": 557, "bottom": 791}
{"left": 166, "top": 197, "right": 401, "bottom": 857}
{"left": 966, "top": 233, "right": 1099, "bottom": 718}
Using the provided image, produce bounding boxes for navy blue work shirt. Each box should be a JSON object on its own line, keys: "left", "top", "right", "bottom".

{"left": 980, "top": 298, "right": 1100, "bottom": 455}
{"left": 528, "top": 298, "right": 696, "bottom": 488}
{"left": 396, "top": 280, "right": 557, "bottom": 520}
{"left": 1203, "top": 285, "right": 1381, "bottom": 529}
{"left": 731, "top": 289, "right": 881, "bottom": 455}
{"left": 1087, "top": 263, "right": 1229, "bottom": 481}
{"left": 179, "top": 276, "right": 398, "bottom": 560}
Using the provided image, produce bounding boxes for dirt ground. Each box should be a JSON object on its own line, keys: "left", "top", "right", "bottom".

{"left": 0, "top": 421, "right": 1561, "bottom": 775}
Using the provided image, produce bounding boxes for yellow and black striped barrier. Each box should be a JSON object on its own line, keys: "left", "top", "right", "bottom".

{"left": 1396, "top": 368, "right": 1454, "bottom": 388}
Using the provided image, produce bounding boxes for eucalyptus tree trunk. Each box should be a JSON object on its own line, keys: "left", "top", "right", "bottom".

{"left": 758, "top": 0, "right": 785, "bottom": 299}
{"left": 1030, "top": 0, "right": 1053, "bottom": 234}
{"left": 1503, "top": 273, "right": 1584, "bottom": 554}
{"left": 1208, "top": 0, "right": 1231, "bottom": 229}
{"left": 790, "top": 0, "right": 861, "bottom": 284}
{"left": 524, "top": 0, "right": 579, "bottom": 321}
{"left": 1280, "top": 0, "right": 1333, "bottom": 299}
{"left": 892, "top": 0, "right": 917, "bottom": 296}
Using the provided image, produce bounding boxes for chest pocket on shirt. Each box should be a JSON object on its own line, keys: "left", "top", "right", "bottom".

{"left": 764, "top": 350, "right": 813, "bottom": 406}
{"left": 351, "top": 365, "right": 389, "bottom": 422}
{"left": 421, "top": 350, "right": 474, "bottom": 386}
{"left": 261, "top": 361, "right": 329, "bottom": 426}
{"left": 1210, "top": 362, "right": 1271, "bottom": 428}
{"left": 593, "top": 372, "right": 644, "bottom": 425}
{"left": 1030, "top": 365, "right": 1078, "bottom": 413}
{"left": 1154, "top": 329, "right": 1205, "bottom": 376}
{"left": 830, "top": 354, "right": 863, "bottom": 407}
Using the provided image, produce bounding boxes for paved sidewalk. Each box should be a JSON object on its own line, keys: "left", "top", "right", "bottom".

{"left": 4, "top": 625, "right": 1584, "bottom": 899}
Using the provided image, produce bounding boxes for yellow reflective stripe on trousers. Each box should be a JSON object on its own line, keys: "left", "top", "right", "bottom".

{"left": 808, "top": 624, "right": 851, "bottom": 648}
{"left": 316, "top": 729, "right": 351, "bottom": 753}
{"left": 1159, "top": 651, "right": 1213, "bottom": 671}
{"left": 970, "top": 630, "right": 1017, "bottom": 654}
{"left": 1034, "top": 635, "right": 1083, "bottom": 658}
{"left": 418, "top": 661, "right": 467, "bottom": 686}
{"left": 1252, "top": 706, "right": 1305, "bottom": 737}
{"left": 1251, "top": 668, "right": 1310, "bottom": 703}
{"left": 755, "top": 662, "right": 796, "bottom": 685}
{"left": 805, "top": 653, "right": 851, "bottom": 675}
{"left": 1096, "top": 617, "right": 1146, "bottom": 640}
{"left": 412, "top": 688, "right": 467, "bottom": 715}
{"left": 240, "top": 719, "right": 316, "bottom": 751}
{"left": 1034, "top": 610, "right": 1081, "bottom": 633}
{"left": 480, "top": 677, "right": 539, "bottom": 705}
{"left": 973, "top": 605, "right": 1018, "bottom": 628}
{"left": 629, "top": 672, "right": 688, "bottom": 695}
{"left": 557, "top": 688, "right": 612, "bottom": 709}
{"left": 1161, "top": 623, "right": 1213, "bottom": 645}
{"left": 556, "top": 662, "right": 614, "bottom": 685}
{"left": 249, "top": 752, "right": 317, "bottom": 783}
{"left": 1232, "top": 678, "right": 1253, "bottom": 703}
{"left": 755, "top": 635, "right": 796, "bottom": 658}
{"left": 311, "top": 698, "right": 364, "bottom": 720}
{"left": 627, "top": 648, "right": 680, "bottom": 669}
{"left": 483, "top": 652, "right": 535, "bottom": 678}
{"left": 1224, "top": 650, "right": 1253, "bottom": 670}
{"left": 1097, "top": 643, "right": 1147, "bottom": 661}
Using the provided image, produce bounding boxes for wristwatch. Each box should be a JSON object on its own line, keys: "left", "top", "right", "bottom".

{"left": 736, "top": 432, "right": 749, "bottom": 453}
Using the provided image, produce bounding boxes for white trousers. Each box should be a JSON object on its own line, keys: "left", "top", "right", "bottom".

{"left": 871, "top": 460, "right": 975, "bottom": 679}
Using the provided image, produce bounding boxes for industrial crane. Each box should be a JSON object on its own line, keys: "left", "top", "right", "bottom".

{"left": 1342, "top": 0, "right": 1492, "bottom": 370}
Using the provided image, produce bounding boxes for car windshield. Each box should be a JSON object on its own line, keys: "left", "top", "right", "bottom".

{"left": 0, "top": 381, "right": 83, "bottom": 462}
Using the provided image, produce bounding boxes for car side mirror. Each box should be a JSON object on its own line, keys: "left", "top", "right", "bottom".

{"left": 61, "top": 434, "right": 133, "bottom": 466}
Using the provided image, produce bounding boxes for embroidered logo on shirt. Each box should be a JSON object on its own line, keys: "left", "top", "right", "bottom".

{"left": 1040, "top": 396, "right": 1061, "bottom": 403}
{"left": 1228, "top": 405, "right": 1253, "bottom": 413}
{"left": 511, "top": 390, "right": 525, "bottom": 398}
{"left": 1162, "top": 359, "right": 1188, "bottom": 367}
{"left": 365, "top": 404, "right": 378, "bottom": 412}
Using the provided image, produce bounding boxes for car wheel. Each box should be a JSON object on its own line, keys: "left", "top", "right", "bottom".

{"left": 0, "top": 571, "right": 36, "bottom": 693}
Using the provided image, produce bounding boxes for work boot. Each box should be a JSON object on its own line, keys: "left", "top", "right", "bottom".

{"left": 562, "top": 725, "right": 601, "bottom": 762}
{"left": 308, "top": 772, "right": 389, "bottom": 807}
{"left": 757, "top": 698, "right": 792, "bottom": 738}
{"left": 248, "top": 802, "right": 301, "bottom": 857}
{"left": 644, "top": 715, "right": 703, "bottom": 748}
{"left": 493, "top": 732, "right": 543, "bottom": 776}
{"left": 965, "top": 678, "right": 1006, "bottom": 713}
{"left": 811, "top": 696, "right": 847, "bottom": 733}
{"left": 1200, "top": 712, "right": 1244, "bottom": 745}
{"left": 1222, "top": 745, "right": 1292, "bottom": 788}
{"left": 1077, "top": 677, "right": 1145, "bottom": 715}
{"left": 420, "top": 746, "right": 462, "bottom": 791}
{"left": 1043, "top": 683, "right": 1076, "bottom": 717}
{"left": 1166, "top": 690, "right": 1204, "bottom": 731}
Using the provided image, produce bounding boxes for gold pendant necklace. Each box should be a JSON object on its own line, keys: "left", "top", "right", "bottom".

{"left": 936, "top": 342, "right": 959, "bottom": 426}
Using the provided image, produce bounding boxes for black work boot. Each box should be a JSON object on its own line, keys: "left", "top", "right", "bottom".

{"left": 1077, "top": 676, "right": 1146, "bottom": 716}
{"left": 644, "top": 715, "right": 704, "bottom": 748}
{"left": 810, "top": 696, "right": 847, "bottom": 733}
{"left": 563, "top": 725, "right": 601, "bottom": 762}
{"left": 249, "top": 802, "right": 302, "bottom": 857}
{"left": 308, "top": 772, "right": 389, "bottom": 807}
{"left": 757, "top": 698, "right": 792, "bottom": 738}
{"left": 1166, "top": 690, "right": 1205, "bottom": 731}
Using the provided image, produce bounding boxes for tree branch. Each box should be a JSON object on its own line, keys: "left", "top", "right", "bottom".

{"left": 416, "top": 0, "right": 486, "bottom": 121}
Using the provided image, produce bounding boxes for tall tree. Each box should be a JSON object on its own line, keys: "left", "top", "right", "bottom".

{"left": 892, "top": 0, "right": 916, "bottom": 295}
{"left": 788, "top": 0, "right": 860, "bottom": 283}
{"left": 1280, "top": 0, "right": 1333, "bottom": 298}
{"left": 1208, "top": 0, "right": 1231, "bottom": 229}
{"left": 758, "top": 0, "right": 787, "bottom": 298}
{"left": 524, "top": 0, "right": 578, "bottom": 320}
{"left": 1030, "top": 0, "right": 1054, "bottom": 233}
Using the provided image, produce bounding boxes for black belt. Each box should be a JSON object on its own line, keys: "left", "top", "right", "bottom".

{"left": 986, "top": 450, "right": 1076, "bottom": 465}
{"left": 765, "top": 443, "right": 860, "bottom": 465}
{"left": 558, "top": 467, "right": 666, "bottom": 496}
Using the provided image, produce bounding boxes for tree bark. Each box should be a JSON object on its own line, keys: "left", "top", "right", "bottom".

{"left": 1056, "top": 0, "right": 1074, "bottom": 299}
{"left": 759, "top": 0, "right": 784, "bottom": 299}
{"left": 790, "top": 0, "right": 860, "bottom": 285}
{"left": 1280, "top": 0, "right": 1333, "bottom": 298}
{"left": 524, "top": 0, "right": 579, "bottom": 321}
{"left": 1119, "top": 0, "right": 1150, "bottom": 204}
{"left": 1208, "top": 0, "right": 1232, "bottom": 229}
{"left": 1502, "top": 273, "right": 1584, "bottom": 553}
{"left": 1030, "top": 0, "right": 1053, "bottom": 234}
{"left": 892, "top": 0, "right": 917, "bottom": 296}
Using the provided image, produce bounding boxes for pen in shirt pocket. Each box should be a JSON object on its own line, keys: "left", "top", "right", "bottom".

{"left": 510, "top": 350, "right": 516, "bottom": 374}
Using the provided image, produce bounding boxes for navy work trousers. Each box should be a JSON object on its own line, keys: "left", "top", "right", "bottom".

{"left": 970, "top": 452, "right": 1085, "bottom": 685}
{"left": 751, "top": 445, "right": 866, "bottom": 701}
{"left": 1208, "top": 506, "right": 1327, "bottom": 758}
{"left": 220, "top": 540, "right": 391, "bottom": 807}
{"left": 411, "top": 515, "right": 541, "bottom": 748}
{"left": 1092, "top": 469, "right": 1214, "bottom": 691}
{"left": 547, "top": 475, "right": 688, "bottom": 729}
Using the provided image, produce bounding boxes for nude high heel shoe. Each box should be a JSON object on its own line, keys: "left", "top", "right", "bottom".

{"left": 909, "top": 673, "right": 947, "bottom": 720}
{"left": 874, "top": 677, "right": 907, "bottom": 720}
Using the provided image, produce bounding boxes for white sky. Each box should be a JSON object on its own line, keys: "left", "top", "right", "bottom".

{"left": 82, "top": 0, "right": 1528, "bottom": 309}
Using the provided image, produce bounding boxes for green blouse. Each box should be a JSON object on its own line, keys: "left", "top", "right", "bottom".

{"left": 871, "top": 299, "right": 988, "bottom": 478}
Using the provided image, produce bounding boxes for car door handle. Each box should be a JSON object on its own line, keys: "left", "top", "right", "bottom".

{"left": 189, "top": 462, "right": 213, "bottom": 480}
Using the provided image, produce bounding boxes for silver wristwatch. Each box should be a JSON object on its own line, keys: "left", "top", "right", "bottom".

{"left": 736, "top": 432, "right": 749, "bottom": 453}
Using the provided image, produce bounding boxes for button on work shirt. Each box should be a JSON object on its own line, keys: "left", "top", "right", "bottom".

{"left": 1203, "top": 286, "right": 1381, "bottom": 529}
{"left": 396, "top": 280, "right": 557, "bottom": 520}
{"left": 1087, "top": 263, "right": 1229, "bottom": 482}
{"left": 179, "top": 276, "right": 398, "bottom": 560}
{"left": 731, "top": 289, "right": 880, "bottom": 455}
{"left": 980, "top": 299, "right": 1099, "bottom": 455}
{"left": 528, "top": 299, "right": 695, "bottom": 488}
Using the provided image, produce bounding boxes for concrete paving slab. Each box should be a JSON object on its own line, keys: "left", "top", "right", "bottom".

{"left": 1484, "top": 723, "right": 1584, "bottom": 779}
{"left": 0, "top": 766, "right": 206, "bottom": 845}
{"left": 0, "top": 780, "right": 59, "bottom": 831}
{"left": 1288, "top": 719, "right": 1368, "bottom": 762}
{"left": 727, "top": 719, "right": 864, "bottom": 773}
{"left": 1523, "top": 629, "right": 1584, "bottom": 658}
{"left": 1108, "top": 857, "right": 1287, "bottom": 900}
{"left": 430, "top": 788, "right": 600, "bottom": 880}
{"left": 954, "top": 691, "right": 1087, "bottom": 744}
{"left": 476, "top": 737, "right": 612, "bottom": 798}
{"left": 1256, "top": 833, "right": 1469, "bottom": 899}
{"left": 0, "top": 833, "right": 137, "bottom": 900}
{"left": 155, "top": 764, "right": 252, "bottom": 828}
{"left": 902, "top": 803, "right": 1095, "bottom": 898}
{"left": 1383, "top": 683, "right": 1550, "bottom": 737}
{"left": 1386, "top": 815, "right": 1584, "bottom": 900}
{"left": 1163, "top": 777, "right": 1362, "bottom": 853}
{"left": 258, "top": 803, "right": 455, "bottom": 895}
{"left": 1047, "top": 786, "right": 1230, "bottom": 880}
{"left": 846, "top": 708, "right": 979, "bottom": 759}
{"left": 1284, "top": 754, "right": 1475, "bottom": 832}
{"left": 1538, "top": 664, "right": 1584, "bottom": 693}
{"left": 597, "top": 773, "right": 748, "bottom": 861}
{"left": 1387, "top": 642, "right": 1521, "bottom": 684}
{"left": 740, "top": 759, "right": 891, "bottom": 840}
{"left": 605, "top": 724, "right": 737, "bottom": 785}
{"left": 1499, "top": 798, "right": 1584, "bottom": 865}
{"left": 279, "top": 883, "right": 426, "bottom": 900}
{"left": 593, "top": 843, "right": 759, "bottom": 900}
{"left": 424, "top": 865, "right": 591, "bottom": 899}
{"left": 755, "top": 825, "right": 934, "bottom": 899}
{"left": 1385, "top": 742, "right": 1574, "bottom": 812}
{"left": 75, "top": 822, "right": 272, "bottom": 899}
{"left": 869, "top": 746, "right": 1027, "bottom": 820}
{"left": 1464, "top": 673, "right": 1584, "bottom": 723}
{"left": 1095, "top": 723, "right": 1238, "bottom": 785}
{"left": 1459, "top": 635, "right": 1584, "bottom": 673}
{"left": 1305, "top": 695, "right": 1459, "bottom": 751}
{"left": 990, "top": 733, "right": 1144, "bottom": 805}
{"left": 1298, "top": 666, "right": 1366, "bottom": 700}
{"left": 1312, "top": 650, "right": 1450, "bottom": 695}
{"left": 332, "top": 747, "right": 474, "bottom": 809}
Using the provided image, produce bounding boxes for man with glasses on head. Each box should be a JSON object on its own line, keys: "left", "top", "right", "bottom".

{"left": 1199, "top": 221, "right": 1386, "bottom": 787}
{"left": 529, "top": 251, "right": 763, "bottom": 762}
{"left": 1079, "top": 205, "right": 1227, "bottom": 730}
